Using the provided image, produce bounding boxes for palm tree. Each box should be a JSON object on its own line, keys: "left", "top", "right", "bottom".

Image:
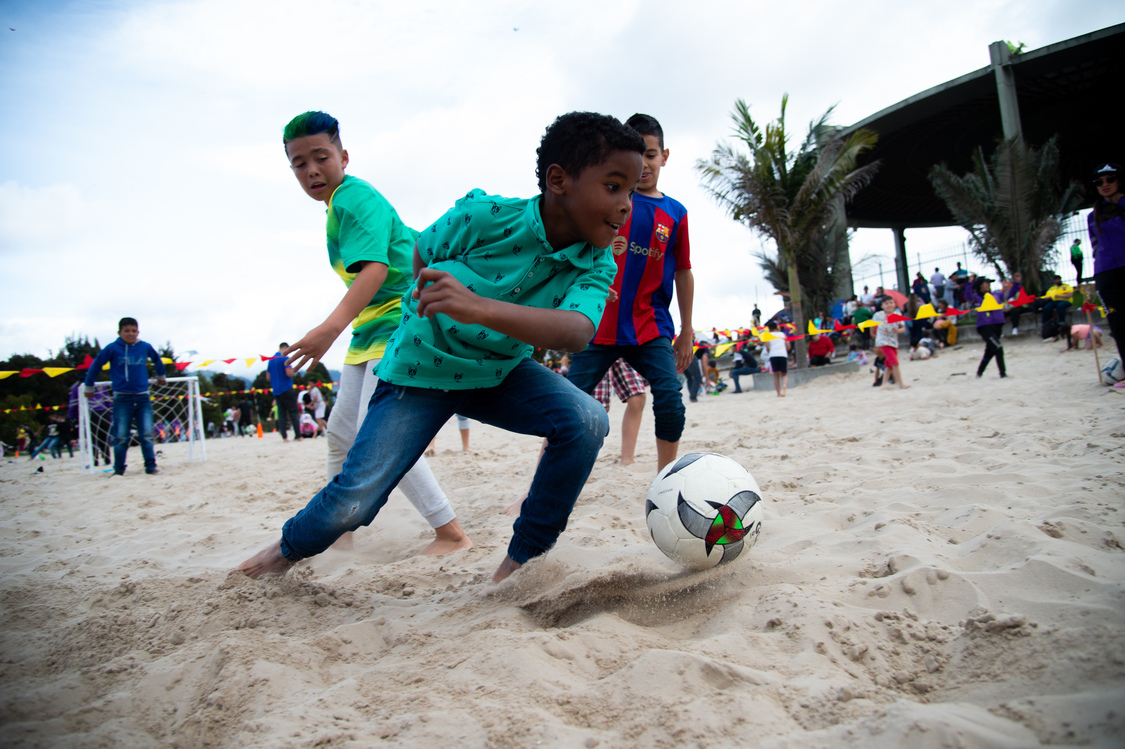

{"left": 928, "top": 136, "right": 1082, "bottom": 293}
{"left": 696, "top": 96, "right": 878, "bottom": 367}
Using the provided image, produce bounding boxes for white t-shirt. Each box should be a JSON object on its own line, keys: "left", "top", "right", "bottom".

{"left": 765, "top": 337, "right": 788, "bottom": 359}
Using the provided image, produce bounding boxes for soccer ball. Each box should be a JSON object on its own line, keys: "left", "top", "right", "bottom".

{"left": 1101, "top": 357, "right": 1124, "bottom": 385}
{"left": 645, "top": 453, "right": 765, "bottom": 569}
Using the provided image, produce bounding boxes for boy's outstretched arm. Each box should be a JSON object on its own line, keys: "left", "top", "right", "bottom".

{"left": 672, "top": 268, "right": 695, "bottom": 373}
{"left": 413, "top": 267, "right": 594, "bottom": 352}
{"left": 285, "top": 261, "right": 389, "bottom": 371}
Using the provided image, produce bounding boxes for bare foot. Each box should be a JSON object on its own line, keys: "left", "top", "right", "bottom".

{"left": 899, "top": 384, "right": 911, "bottom": 390}
{"left": 502, "top": 490, "right": 528, "bottom": 517}
{"left": 492, "top": 555, "right": 522, "bottom": 583}
{"left": 331, "top": 530, "right": 355, "bottom": 550}
{"left": 235, "top": 540, "right": 293, "bottom": 579}
{"left": 424, "top": 448, "right": 436, "bottom": 457}
{"left": 418, "top": 518, "right": 473, "bottom": 556}
{"left": 620, "top": 456, "right": 635, "bottom": 467}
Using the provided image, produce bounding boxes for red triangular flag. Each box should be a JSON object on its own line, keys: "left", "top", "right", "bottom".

{"left": 77, "top": 354, "right": 94, "bottom": 370}
{"left": 1010, "top": 288, "right": 1036, "bottom": 308}
{"left": 19, "top": 368, "right": 43, "bottom": 378}
{"left": 945, "top": 306, "right": 969, "bottom": 316}
{"left": 261, "top": 355, "right": 278, "bottom": 361}
{"left": 175, "top": 362, "right": 191, "bottom": 371}
{"left": 784, "top": 334, "right": 805, "bottom": 341}
{"left": 1081, "top": 301, "right": 1098, "bottom": 313}
{"left": 222, "top": 358, "right": 236, "bottom": 364}
{"left": 887, "top": 313, "right": 912, "bottom": 323}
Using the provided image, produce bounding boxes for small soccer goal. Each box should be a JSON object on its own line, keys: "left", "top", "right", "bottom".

{"left": 77, "top": 376, "right": 207, "bottom": 474}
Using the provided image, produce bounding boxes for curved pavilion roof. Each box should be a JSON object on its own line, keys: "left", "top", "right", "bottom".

{"left": 842, "top": 24, "right": 1125, "bottom": 229}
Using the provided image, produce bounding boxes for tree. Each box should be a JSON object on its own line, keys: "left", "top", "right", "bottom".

{"left": 928, "top": 136, "right": 1082, "bottom": 293}
{"left": 696, "top": 96, "right": 878, "bottom": 366}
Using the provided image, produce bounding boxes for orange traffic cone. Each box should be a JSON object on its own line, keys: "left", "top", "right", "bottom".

{"left": 256, "top": 423, "right": 264, "bottom": 439}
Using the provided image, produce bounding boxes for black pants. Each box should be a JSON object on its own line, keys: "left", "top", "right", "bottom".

{"left": 977, "top": 324, "right": 1006, "bottom": 377}
{"left": 1073, "top": 257, "right": 1084, "bottom": 285}
{"left": 1096, "top": 266, "right": 1125, "bottom": 359}
{"left": 275, "top": 389, "right": 303, "bottom": 440}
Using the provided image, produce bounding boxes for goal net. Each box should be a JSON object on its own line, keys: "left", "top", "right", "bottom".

{"left": 77, "top": 376, "right": 207, "bottom": 474}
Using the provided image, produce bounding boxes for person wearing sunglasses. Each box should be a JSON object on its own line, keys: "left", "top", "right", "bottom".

{"left": 1088, "top": 162, "right": 1124, "bottom": 372}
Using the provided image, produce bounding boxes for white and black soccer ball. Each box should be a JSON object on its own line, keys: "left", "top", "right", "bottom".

{"left": 645, "top": 453, "right": 765, "bottom": 569}
{"left": 1101, "top": 357, "right": 1124, "bottom": 385}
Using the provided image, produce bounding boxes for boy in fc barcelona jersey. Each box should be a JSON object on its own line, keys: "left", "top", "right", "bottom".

{"left": 565, "top": 113, "right": 694, "bottom": 471}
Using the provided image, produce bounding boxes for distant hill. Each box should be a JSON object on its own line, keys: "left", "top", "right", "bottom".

{"left": 327, "top": 369, "right": 341, "bottom": 383}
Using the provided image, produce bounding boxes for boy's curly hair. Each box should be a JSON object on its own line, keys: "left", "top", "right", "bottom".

{"left": 536, "top": 112, "right": 645, "bottom": 191}
{"left": 283, "top": 111, "right": 342, "bottom": 150}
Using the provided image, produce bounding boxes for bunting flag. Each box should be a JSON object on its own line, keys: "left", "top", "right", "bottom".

{"left": 807, "top": 320, "right": 832, "bottom": 335}
{"left": 713, "top": 342, "right": 735, "bottom": 358}
{"left": 1010, "top": 288, "right": 1036, "bottom": 307}
{"left": 914, "top": 303, "right": 938, "bottom": 320}
{"left": 857, "top": 318, "right": 882, "bottom": 330}
{"left": 945, "top": 306, "right": 970, "bottom": 317}
{"left": 833, "top": 319, "right": 857, "bottom": 331}
{"left": 886, "top": 314, "right": 912, "bottom": 323}
{"left": 975, "top": 294, "right": 1004, "bottom": 312}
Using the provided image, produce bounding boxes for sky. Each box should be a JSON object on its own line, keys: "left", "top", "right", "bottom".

{"left": 1, "top": 0, "right": 1121, "bottom": 377}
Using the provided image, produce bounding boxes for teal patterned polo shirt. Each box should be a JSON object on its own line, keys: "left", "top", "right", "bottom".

{"left": 376, "top": 189, "right": 616, "bottom": 390}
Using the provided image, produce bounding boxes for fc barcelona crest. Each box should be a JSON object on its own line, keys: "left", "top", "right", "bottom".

{"left": 655, "top": 222, "right": 671, "bottom": 244}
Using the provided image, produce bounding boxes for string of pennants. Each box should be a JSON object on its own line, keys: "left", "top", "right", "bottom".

{"left": 0, "top": 353, "right": 294, "bottom": 381}
{"left": 2, "top": 288, "right": 1101, "bottom": 385}
{"left": 1, "top": 382, "right": 338, "bottom": 415}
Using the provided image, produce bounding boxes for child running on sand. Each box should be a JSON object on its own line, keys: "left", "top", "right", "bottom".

{"left": 237, "top": 112, "right": 645, "bottom": 583}
{"left": 276, "top": 111, "right": 470, "bottom": 556}
{"left": 872, "top": 296, "right": 909, "bottom": 389}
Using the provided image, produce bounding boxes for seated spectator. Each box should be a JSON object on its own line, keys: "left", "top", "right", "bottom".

{"left": 1040, "top": 274, "right": 1074, "bottom": 340}
{"left": 729, "top": 345, "right": 761, "bottom": 394}
{"left": 807, "top": 333, "right": 834, "bottom": 366}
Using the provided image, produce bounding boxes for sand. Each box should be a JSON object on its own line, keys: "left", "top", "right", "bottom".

{"left": 1, "top": 337, "right": 1124, "bottom": 748}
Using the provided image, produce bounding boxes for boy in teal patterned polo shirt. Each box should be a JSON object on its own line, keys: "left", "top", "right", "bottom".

{"left": 239, "top": 112, "right": 644, "bottom": 583}
{"left": 278, "top": 111, "right": 470, "bottom": 556}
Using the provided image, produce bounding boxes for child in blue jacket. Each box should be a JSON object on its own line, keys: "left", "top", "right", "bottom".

{"left": 83, "top": 317, "right": 167, "bottom": 475}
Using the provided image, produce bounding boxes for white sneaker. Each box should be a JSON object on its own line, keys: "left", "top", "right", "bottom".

{"left": 1011, "top": 327, "right": 1018, "bottom": 336}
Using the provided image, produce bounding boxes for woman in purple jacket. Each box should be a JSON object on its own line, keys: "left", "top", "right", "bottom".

{"left": 1088, "top": 162, "right": 1124, "bottom": 363}
{"left": 966, "top": 276, "right": 1007, "bottom": 378}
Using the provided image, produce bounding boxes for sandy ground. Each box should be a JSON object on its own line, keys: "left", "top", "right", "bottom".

{"left": 1, "top": 337, "right": 1124, "bottom": 748}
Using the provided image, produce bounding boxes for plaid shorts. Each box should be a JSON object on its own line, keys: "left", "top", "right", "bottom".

{"left": 593, "top": 358, "right": 647, "bottom": 407}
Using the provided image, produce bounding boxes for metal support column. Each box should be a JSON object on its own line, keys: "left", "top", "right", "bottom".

{"left": 892, "top": 226, "right": 909, "bottom": 293}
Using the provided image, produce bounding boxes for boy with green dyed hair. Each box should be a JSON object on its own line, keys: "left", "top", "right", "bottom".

{"left": 238, "top": 111, "right": 645, "bottom": 583}
{"left": 279, "top": 110, "right": 471, "bottom": 555}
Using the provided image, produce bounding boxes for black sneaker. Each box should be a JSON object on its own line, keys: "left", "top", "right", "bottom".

{"left": 113, "top": 470, "right": 125, "bottom": 476}
{"left": 145, "top": 468, "right": 160, "bottom": 475}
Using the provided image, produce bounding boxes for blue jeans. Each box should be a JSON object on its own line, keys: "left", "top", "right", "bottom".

{"left": 729, "top": 365, "right": 760, "bottom": 392}
{"left": 30, "top": 436, "right": 59, "bottom": 459}
{"left": 280, "top": 358, "right": 609, "bottom": 565}
{"left": 113, "top": 393, "right": 157, "bottom": 473}
{"left": 566, "top": 337, "right": 686, "bottom": 442}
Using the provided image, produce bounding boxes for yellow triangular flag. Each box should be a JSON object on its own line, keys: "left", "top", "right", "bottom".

{"left": 758, "top": 329, "right": 780, "bottom": 341}
{"left": 245, "top": 358, "right": 256, "bottom": 367}
{"left": 0, "top": 371, "right": 17, "bottom": 380}
{"left": 42, "top": 367, "right": 74, "bottom": 378}
{"left": 914, "top": 303, "right": 937, "bottom": 320}
{"left": 714, "top": 342, "right": 734, "bottom": 358}
{"left": 161, "top": 357, "right": 174, "bottom": 364}
{"left": 976, "top": 293, "right": 1004, "bottom": 312}
{"left": 858, "top": 318, "right": 882, "bottom": 330}
{"left": 199, "top": 359, "right": 215, "bottom": 367}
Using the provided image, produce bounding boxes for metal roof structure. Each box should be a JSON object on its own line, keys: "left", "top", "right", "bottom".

{"left": 842, "top": 24, "right": 1125, "bottom": 230}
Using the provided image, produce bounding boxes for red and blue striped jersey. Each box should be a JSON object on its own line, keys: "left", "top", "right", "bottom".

{"left": 592, "top": 192, "right": 691, "bottom": 345}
